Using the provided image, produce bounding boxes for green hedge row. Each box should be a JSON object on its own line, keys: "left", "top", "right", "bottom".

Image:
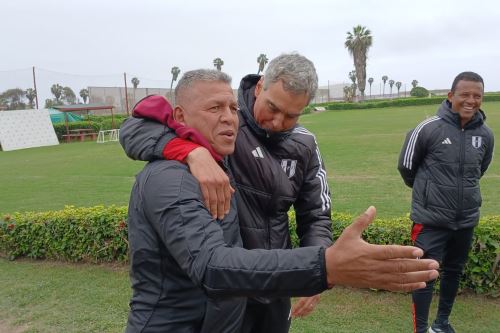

{"left": 1, "top": 206, "right": 498, "bottom": 295}
{"left": 305, "top": 94, "right": 500, "bottom": 113}
{"left": 52, "top": 115, "right": 128, "bottom": 141}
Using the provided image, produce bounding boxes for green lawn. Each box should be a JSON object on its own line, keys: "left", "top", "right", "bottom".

{"left": 1, "top": 102, "right": 498, "bottom": 217}
{"left": 1, "top": 102, "right": 499, "bottom": 332}
{"left": 1, "top": 259, "right": 498, "bottom": 333}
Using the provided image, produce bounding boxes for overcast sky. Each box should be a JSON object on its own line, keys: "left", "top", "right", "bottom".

{"left": 2, "top": 0, "right": 500, "bottom": 100}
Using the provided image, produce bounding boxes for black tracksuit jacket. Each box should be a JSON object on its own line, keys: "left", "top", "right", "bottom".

{"left": 398, "top": 100, "right": 494, "bottom": 229}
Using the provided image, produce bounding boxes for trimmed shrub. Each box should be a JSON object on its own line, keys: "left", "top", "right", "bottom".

{"left": 0, "top": 206, "right": 128, "bottom": 262}
{"left": 1, "top": 206, "right": 498, "bottom": 295}
{"left": 288, "top": 211, "right": 500, "bottom": 296}
{"left": 304, "top": 94, "right": 500, "bottom": 114}
{"left": 411, "top": 86, "right": 430, "bottom": 98}
{"left": 52, "top": 116, "right": 128, "bottom": 141}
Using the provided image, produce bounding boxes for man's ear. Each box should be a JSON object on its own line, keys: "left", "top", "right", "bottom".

{"left": 173, "top": 106, "right": 186, "bottom": 125}
{"left": 255, "top": 77, "right": 264, "bottom": 98}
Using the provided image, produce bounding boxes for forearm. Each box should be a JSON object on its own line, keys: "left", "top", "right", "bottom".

{"left": 202, "top": 246, "right": 328, "bottom": 297}
{"left": 119, "top": 117, "right": 174, "bottom": 161}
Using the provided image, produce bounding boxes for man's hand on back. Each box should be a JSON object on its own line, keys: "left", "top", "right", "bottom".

{"left": 186, "top": 147, "right": 234, "bottom": 220}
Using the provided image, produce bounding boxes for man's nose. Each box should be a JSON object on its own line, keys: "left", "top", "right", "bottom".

{"left": 271, "top": 113, "right": 285, "bottom": 131}
{"left": 220, "top": 106, "right": 236, "bottom": 122}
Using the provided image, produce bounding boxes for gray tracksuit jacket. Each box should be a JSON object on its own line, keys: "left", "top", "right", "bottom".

{"left": 398, "top": 100, "right": 494, "bottom": 230}
{"left": 125, "top": 160, "right": 328, "bottom": 333}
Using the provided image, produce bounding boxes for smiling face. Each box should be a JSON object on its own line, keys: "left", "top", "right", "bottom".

{"left": 253, "top": 78, "right": 309, "bottom": 132}
{"left": 448, "top": 80, "right": 484, "bottom": 127}
{"left": 175, "top": 80, "right": 238, "bottom": 156}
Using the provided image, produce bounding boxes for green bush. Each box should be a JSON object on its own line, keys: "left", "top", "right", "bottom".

{"left": 52, "top": 116, "right": 128, "bottom": 140}
{"left": 0, "top": 206, "right": 128, "bottom": 262}
{"left": 305, "top": 94, "right": 500, "bottom": 113}
{"left": 1, "top": 206, "right": 498, "bottom": 295}
{"left": 410, "top": 86, "right": 430, "bottom": 98}
{"left": 288, "top": 211, "right": 500, "bottom": 296}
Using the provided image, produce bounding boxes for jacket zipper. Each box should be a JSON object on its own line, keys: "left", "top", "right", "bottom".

{"left": 457, "top": 128, "right": 465, "bottom": 220}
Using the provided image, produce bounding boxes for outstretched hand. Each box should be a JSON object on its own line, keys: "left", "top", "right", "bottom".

{"left": 325, "top": 206, "right": 439, "bottom": 292}
{"left": 291, "top": 294, "right": 321, "bottom": 318}
{"left": 186, "top": 147, "right": 234, "bottom": 220}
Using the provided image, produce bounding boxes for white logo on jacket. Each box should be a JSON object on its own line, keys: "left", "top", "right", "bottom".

{"left": 472, "top": 136, "right": 482, "bottom": 149}
{"left": 441, "top": 138, "right": 452, "bottom": 145}
{"left": 252, "top": 146, "right": 264, "bottom": 158}
{"left": 280, "top": 159, "right": 297, "bottom": 178}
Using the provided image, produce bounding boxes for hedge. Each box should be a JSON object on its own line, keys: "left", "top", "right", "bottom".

{"left": 304, "top": 93, "right": 500, "bottom": 113}
{"left": 52, "top": 115, "right": 128, "bottom": 141}
{"left": 1, "top": 206, "right": 498, "bottom": 295}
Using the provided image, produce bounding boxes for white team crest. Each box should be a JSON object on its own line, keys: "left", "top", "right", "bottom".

{"left": 472, "top": 136, "right": 482, "bottom": 149}
{"left": 281, "top": 159, "right": 297, "bottom": 178}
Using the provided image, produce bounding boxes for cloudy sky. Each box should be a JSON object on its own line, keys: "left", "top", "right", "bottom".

{"left": 2, "top": 0, "right": 500, "bottom": 99}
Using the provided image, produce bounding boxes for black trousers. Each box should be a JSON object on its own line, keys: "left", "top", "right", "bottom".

{"left": 411, "top": 224, "right": 474, "bottom": 333}
{"left": 241, "top": 298, "right": 291, "bottom": 333}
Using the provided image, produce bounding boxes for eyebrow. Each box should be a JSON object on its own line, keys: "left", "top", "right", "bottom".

{"left": 268, "top": 100, "right": 302, "bottom": 117}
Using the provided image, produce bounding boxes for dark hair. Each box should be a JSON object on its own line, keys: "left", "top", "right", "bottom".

{"left": 451, "top": 71, "right": 484, "bottom": 92}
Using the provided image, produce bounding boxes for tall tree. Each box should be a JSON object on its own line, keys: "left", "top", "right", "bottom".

{"left": 388, "top": 79, "right": 395, "bottom": 96}
{"left": 213, "top": 58, "right": 224, "bottom": 71}
{"left": 411, "top": 80, "right": 419, "bottom": 88}
{"left": 0, "top": 88, "right": 26, "bottom": 110}
{"left": 62, "top": 86, "right": 76, "bottom": 104}
{"left": 51, "top": 84, "right": 63, "bottom": 104}
{"left": 25, "top": 88, "right": 37, "bottom": 109}
{"left": 257, "top": 54, "right": 268, "bottom": 74}
{"left": 80, "top": 88, "right": 89, "bottom": 104}
{"left": 345, "top": 25, "right": 373, "bottom": 100}
{"left": 170, "top": 66, "right": 181, "bottom": 103}
{"left": 131, "top": 77, "right": 140, "bottom": 89}
{"left": 395, "top": 81, "right": 402, "bottom": 96}
{"left": 348, "top": 70, "right": 357, "bottom": 98}
{"left": 367, "top": 77, "right": 374, "bottom": 99}
{"left": 382, "top": 75, "right": 388, "bottom": 96}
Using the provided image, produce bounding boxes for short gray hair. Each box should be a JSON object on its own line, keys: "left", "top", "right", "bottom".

{"left": 263, "top": 53, "right": 318, "bottom": 102}
{"left": 175, "top": 69, "right": 232, "bottom": 100}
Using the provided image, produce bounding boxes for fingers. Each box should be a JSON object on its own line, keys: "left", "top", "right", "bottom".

{"left": 343, "top": 206, "right": 376, "bottom": 238}
{"left": 368, "top": 244, "right": 426, "bottom": 260}
{"left": 187, "top": 148, "right": 233, "bottom": 220}
{"left": 371, "top": 268, "right": 440, "bottom": 292}
{"left": 291, "top": 295, "right": 320, "bottom": 318}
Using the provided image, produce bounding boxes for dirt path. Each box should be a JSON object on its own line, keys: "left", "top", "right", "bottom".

{"left": 0, "top": 320, "right": 28, "bottom": 333}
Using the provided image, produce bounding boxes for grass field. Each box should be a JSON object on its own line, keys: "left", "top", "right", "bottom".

{"left": 1, "top": 259, "right": 498, "bottom": 333}
{"left": 1, "top": 101, "right": 499, "bottom": 217}
{"left": 1, "top": 102, "right": 499, "bottom": 332}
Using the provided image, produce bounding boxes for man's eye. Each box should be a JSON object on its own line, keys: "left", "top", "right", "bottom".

{"left": 210, "top": 106, "right": 220, "bottom": 111}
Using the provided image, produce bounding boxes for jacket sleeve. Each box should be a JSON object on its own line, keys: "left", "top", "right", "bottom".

{"left": 119, "top": 116, "right": 174, "bottom": 161}
{"left": 398, "top": 128, "right": 427, "bottom": 188}
{"left": 481, "top": 130, "right": 495, "bottom": 177}
{"left": 143, "top": 166, "right": 328, "bottom": 298}
{"left": 293, "top": 142, "right": 333, "bottom": 248}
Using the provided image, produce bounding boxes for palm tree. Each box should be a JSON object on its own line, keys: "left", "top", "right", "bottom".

{"left": 345, "top": 25, "right": 373, "bottom": 100}
{"left": 257, "top": 54, "right": 268, "bottom": 74}
{"left": 213, "top": 58, "right": 224, "bottom": 71}
{"left": 411, "top": 80, "right": 419, "bottom": 89}
{"left": 389, "top": 79, "right": 395, "bottom": 96}
{"left": 395, "top": 81, "right": 402, "bottom": 96}
{"left": 25, "top": 88, "right": 37, "bottom": 109}
{"left": 348, "top": 70, "right": 357, "bottom": 98}
{"left": 382, "top": 75, "right": 388, "bottom": 97}
{"left": 131, "top": 77, "right": 140, "bottom": 105}
{"left": 367, "top": 77, "right": 374, "bottom": 99}
{"left": 62, "top": 86, "right": 76, "bottom": 104}
{"left": 170, "top": 66, "right": 181, "bottom": 103}
{"left": 51, "top": 84, "right": 63, "bottom": 104}
{"left": 131, "top": 77, "right": 140, "bottom": 89}
{"left": 80, "top": 89, "right": 89, "bottom": 104}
